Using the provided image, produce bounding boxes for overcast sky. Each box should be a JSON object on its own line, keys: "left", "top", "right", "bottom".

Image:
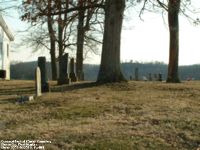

{"left": 4, "top": 0, "right": 200, "bottom": 65}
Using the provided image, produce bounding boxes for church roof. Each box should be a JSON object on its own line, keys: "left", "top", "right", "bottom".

{"left": 0, "top": 15, "right": 14, "bottom": 41}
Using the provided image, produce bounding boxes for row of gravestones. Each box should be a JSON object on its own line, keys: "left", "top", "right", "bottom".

{"left": 35, "top": 54, "right": 78, "bottom": 97}
{"left": 130, "top": 68, "right": 163, "bottom": 81}
{"left": 17, "top": 57, "right": 47, "bottom": 103}
{"left": 57, "top": 53, "right": 78, "bottom": 85}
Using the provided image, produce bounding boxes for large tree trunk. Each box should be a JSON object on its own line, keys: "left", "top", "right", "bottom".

{"left": 47, "top": 16, "right": 57, "bottom": 80}
{"left": 47, "top": 0, "right": 57, "bottom": 80}
{"left": 76, "top": 0, "right": 85, "bottom": 81}
{"left": 167, "top": 0, "right": 181, "bottom": 83}
{"left": 97, "top": 0, "right": 126, "bottom": 83}
{"left": 58, "top": 19, "right": 64, "bottom": 83}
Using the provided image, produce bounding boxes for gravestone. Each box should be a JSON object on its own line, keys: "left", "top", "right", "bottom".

{"left": 35, "top": 67, "right": 42, "bottom": 97}
{"left": 57, "top": 53, "right": 70, "bottom": 85}
{"left": 38, "top": 57, "right": 49, "bottom": 92}
{"left": 134, "top": 68, "right": 139, "bottom": 81}
{"left": 130, "top": 76, "right": 132, "bottom": 80}
{"left": 69, "top": 58, "right": 77, "bottom": 82}
{"left": 143, "top": 76, "right": 147, "bottom": 81}
{"left": 154, "top": 74, "right": 158, "bottom": 81}
{"left": 158, "top": 73, "right": 162, "bottom": 81}
{"left": 0, "top": 70, "right": 6, "bottom": 79}
{"left": 148, "top": 73, "right": 152, "bottom": 81}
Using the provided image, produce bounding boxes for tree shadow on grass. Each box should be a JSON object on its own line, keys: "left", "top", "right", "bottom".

{"left": 50, "top": 80, "right": 129, "bottom": 93}
{"left": 51, "top": 81, "right": 99, "bottom": 92}
{"left": 0, "top": 97, "right": 17, "bottom": 104}
{"left": 0, "top": 87, "right": 35, "bottom": 96}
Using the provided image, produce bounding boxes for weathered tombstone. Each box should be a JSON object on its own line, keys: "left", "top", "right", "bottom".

{"left": 57, "top": 53, "right": 70, "bottom": 85}
{"left": 38, "top": 57, "right": 49, "bottom": 92}
{"left": 158, "top": 73, "right": 162, "bottom": 81}
{"left": 35, "top": 67, "right": 42, "bottom": 97}
{"left": 69, "top": 58, "right": 77, "bottom": 82}
{"left": 0, "top": 70, "right": 6, "bottom": 79}
{"left": 154, "top": 74, "right": 158, "bottom": 81}
{"left": 143, "top": 76, "right": 147, "bottom": 81}
{"left": 148, "top": 73, "right": 152, "bottom": 81}
{"left": 135, "top": 68, "right": 139, "bottom": 81}
{"left": 130, "top": 76, "right": 132, "bottom": 80}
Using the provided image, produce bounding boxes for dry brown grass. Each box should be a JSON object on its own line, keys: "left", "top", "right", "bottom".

{"left": 0, "top": 80, "right": 200, "bottom": 149}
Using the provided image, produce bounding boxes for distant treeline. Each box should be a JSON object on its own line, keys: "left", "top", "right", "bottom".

{"left": 10, "top": 61, "right": 200, "bottom": 81}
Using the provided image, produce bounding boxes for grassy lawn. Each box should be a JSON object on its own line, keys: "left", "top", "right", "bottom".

{"left": 0, "top": 80, "right": 200, "bottom": 149}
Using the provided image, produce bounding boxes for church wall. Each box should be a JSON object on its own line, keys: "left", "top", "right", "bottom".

{"left": 0, "top": 26, "right": 11, "bottom": 80}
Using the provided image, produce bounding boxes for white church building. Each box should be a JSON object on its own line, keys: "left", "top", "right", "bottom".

{"left": 0, "top": 15, "right": 14, "bottom": 80}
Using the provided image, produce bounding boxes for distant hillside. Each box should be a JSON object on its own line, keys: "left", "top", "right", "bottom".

{"left": 10, "top": 61, "right": 200, "bottom": 81}
{"left": 11, "top": 62, "right": 52, "bottom": 80}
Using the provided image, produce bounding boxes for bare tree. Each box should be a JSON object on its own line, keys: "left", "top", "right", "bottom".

{"left": 20, "top": 0, "right": 135, "bottom": 83}
{"left": 76, "top": 0, "right": 85, "bottom": 81}
{"left": 21, "top": 0, "right": 77, "bottom": 82}
{"left": 167, "top": 0, "right": 181, "bottom": 83}
{"left": 97, "top": 0, "right": 126, "bottom": 83}
{"left": 138, "top": 0, "right": 199, "bottom": 83}
{"left": 0, "top": 0, "right": 18, "bottom": 12}
{"left": 76, "top": 0, "right": 104, "bottom": 81}
{"left": 47, "top": 0, "right": 57, "bottom": 80}
{"left": 21, "top": 0, "right": 58, "bottom": 80}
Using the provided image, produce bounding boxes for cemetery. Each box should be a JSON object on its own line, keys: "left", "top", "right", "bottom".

{"left": 0, "top": 78, "right": 200, "bottom": 149}
{"left": 0, "top": 0, "right": 200, "bottom": 149}
{"left": 0, "top": 53, "right": 200, "bottom": 149}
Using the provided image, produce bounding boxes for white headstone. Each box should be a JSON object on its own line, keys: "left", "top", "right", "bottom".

{"left": 142, "top": 76, "right": 147, "bottom": 81}
{"left": 35, "top": 67, "right": 42, "bottom": 97}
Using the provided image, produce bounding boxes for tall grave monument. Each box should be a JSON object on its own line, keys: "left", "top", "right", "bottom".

{"left": 69, "top": 58, "right": 77, "bottom": 82}
{"left": 38, "top": 57, "right": 49, "bottom": 92}
{"left": 58, "top": 53, "right": 70, "bottom": 85}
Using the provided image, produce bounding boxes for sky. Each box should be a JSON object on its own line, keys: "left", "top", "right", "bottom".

{"left": 4, "top": 1, "right": 200, "bottom": 66}
{"left": 121, "top": 13, "right": 200, "bottom": 65}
